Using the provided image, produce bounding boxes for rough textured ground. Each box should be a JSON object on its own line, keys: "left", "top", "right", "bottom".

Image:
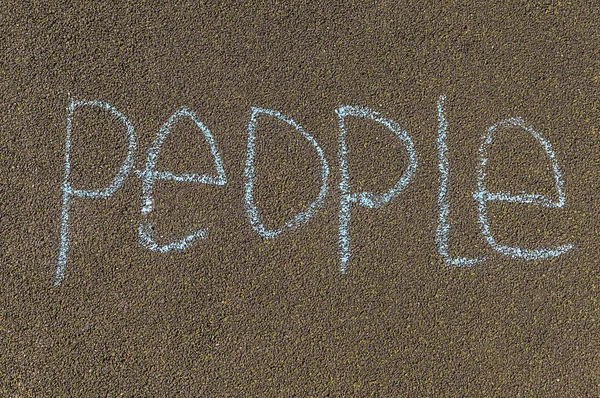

{"left": 1, "top": 1, "right": 600, "bottom": 396}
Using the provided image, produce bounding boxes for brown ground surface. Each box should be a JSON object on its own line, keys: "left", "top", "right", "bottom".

{"left": 2, "top": 1, "right": 600, "bottom": 396}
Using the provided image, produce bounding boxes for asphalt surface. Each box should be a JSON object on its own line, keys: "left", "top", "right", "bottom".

{"left": 1, "top": 2, "right": 600, "bottom": 396}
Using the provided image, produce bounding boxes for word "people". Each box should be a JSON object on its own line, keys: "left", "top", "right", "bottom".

{"left": 55, "top": 96, "right": 573, "bottom": 286}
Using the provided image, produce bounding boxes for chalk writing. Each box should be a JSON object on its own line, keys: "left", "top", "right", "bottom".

{"left": 137, "top": 107, "right": 227, "bottom": 253}
{"left": 336, "top": 106, "right": 418, "bottom": 274}
{"left": 436, "top": 95, "right": 486, "bottom": 266}
{"left": 473, "top": 116, "right": 574, "bottom": 259}
{"left": 56, "top": 102, "right": 226, "bottom": 286}
{"left": 56, "top": 99, "right": 137, "bottom": 286}
{"left": 244, "top": 107, "right": 330, "bottom": 239}
{"left": 55, "top": 96, "right": 576, "bottom": 286}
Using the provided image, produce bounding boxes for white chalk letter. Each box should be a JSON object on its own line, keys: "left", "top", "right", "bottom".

{"left": 336, "top": 106, "right": 418, "bottom": 273}
{"left": 436, "top": 95, "right": 486, "bottom": 266}
{"left": 56, "top": 99, "right": 136, "bottom": 286}
{"left": 244, "top": 107, "right": 330, "bottom": 238}
{"left": 473, "top": 117, "right": 574, "bottom": 259}
{"left": 137, "top": 108, "right": 227, "bottom": 252}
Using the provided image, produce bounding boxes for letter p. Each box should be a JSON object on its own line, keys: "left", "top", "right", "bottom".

{"left": 56, "top": 99, "right": 136, "bottom": 286}
{"left": 336, "top": 106, "right": 418, "bottom": 274}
